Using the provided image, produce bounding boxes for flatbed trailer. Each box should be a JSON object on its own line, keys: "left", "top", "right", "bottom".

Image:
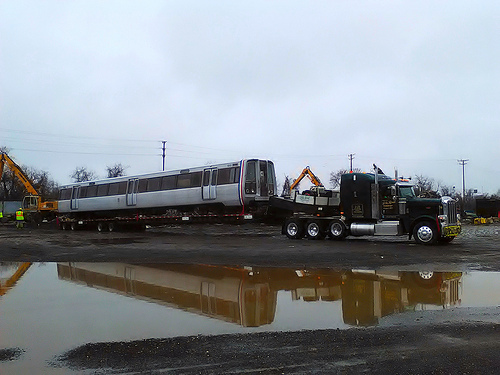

{"left": 59, "top": 212, "right": 254, "bottom": 232}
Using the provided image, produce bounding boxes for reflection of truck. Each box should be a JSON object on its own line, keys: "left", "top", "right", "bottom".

{"left": 0, "top": 153, "right": 58, "bottom": 222}
{"left": 272, "top": 165, "right": 461, "bottom": 245}
{"left": 341, "top": 270, "right": 462, "bottom": 326}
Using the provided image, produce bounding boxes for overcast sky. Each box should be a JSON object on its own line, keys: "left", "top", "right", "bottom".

{"left": 1, "top": 1, "right": 499, "bottom": 194}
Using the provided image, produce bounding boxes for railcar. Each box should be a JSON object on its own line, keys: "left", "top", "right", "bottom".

{"left": 58, "top": 159, "right": 276, "bottom": 227}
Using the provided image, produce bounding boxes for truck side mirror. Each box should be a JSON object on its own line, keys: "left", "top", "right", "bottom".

{"left": 390, "top": 186, "right": 396, "bottom": 196}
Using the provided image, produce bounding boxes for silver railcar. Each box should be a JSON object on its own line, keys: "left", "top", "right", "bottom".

{"left": 58, "top": 159, "right": 276, "bottom": 218}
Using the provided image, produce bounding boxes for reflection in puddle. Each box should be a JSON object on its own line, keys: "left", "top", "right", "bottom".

{"left": 57, "top": 263, "right": 464, "bottom": 327}
{"left": 0, "top": 262, "right": 499, "bottom": 374}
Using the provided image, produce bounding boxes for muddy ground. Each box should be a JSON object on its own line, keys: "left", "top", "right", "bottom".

{"left": 1, "top": 223, "right": 499, "bottom": 373}
{"left": 0, "top": 222, "right": 499, "bottom": 270}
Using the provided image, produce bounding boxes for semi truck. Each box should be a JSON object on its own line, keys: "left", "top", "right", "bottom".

{"left": 270, "top": 165, "right": 461, "bottom": 245}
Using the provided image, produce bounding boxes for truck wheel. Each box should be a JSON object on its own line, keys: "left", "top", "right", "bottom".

{"left": 306, "top": 220, "right": 325, "bottom": 240}
{"left": 70, "top": 222, "right": 77, "bottom": 231}
{"left": 413, "top": 221, "right": 438, "bottom": 245}
{"left": 284, "top": 219, "right": 304, "bottom": 239}
{"left": 328, "top": 219, "right": 348, "bottom": 240}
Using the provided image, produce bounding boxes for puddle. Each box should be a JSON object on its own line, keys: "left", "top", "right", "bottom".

{"left": 0, "top": 262, "right": 499, "bottom": 374}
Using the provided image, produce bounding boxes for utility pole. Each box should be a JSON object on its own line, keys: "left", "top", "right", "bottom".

{"left": 348, "top": 153, "right": 355, "bottom": 172}
{"left": 162, "top": 141, "right": 167, "bottom": 171}
{"left": 458, "top": 159, "right": 469, "bottom": 212}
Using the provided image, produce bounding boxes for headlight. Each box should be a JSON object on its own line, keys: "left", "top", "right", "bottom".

{"left": 438, "top": 215, "right": 447, "bottom": 223}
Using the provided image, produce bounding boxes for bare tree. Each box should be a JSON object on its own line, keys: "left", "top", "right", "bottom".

{"left": 414, "top": 175, "right": 440, "bottom": 198}
{"left": 329, "top": 168, "right": 361, "bottom": 189}
{"left": 106, "top": 163, "right": 128, "bottom": 178}
{"left": 71, "top": 167, "right": 97, "bottom": 182}
{"left": 24, "top": 166, "right": 59, "bottom": 199}
{"left": 439, "top": 184, "right": 455, "bottom": 197}
{"left": 281, "top": 175, "right": 291, "bottom": 197}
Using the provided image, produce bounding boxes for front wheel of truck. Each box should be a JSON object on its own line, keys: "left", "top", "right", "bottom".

{"left": 413, "top": 221, "right": 438, "bottom": 245}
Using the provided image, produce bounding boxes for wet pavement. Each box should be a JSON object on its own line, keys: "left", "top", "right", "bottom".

{"left": 0, "top": 262, "right": 499, "bottom": 374}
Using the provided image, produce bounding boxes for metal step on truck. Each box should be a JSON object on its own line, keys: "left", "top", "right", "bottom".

{"left": 270, "top": 165, "right": 461, "bottom": 245}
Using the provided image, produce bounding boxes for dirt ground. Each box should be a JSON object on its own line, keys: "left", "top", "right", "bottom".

{"left": 1, "top": 222, "right": 499, "bottom": 373}
{"left": 0, "top": 222, "right": 499, "bottom": 271}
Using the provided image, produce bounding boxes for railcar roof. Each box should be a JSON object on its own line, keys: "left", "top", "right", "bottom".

{"left": 60, "top": 160, "right": 245, "bottom": 188}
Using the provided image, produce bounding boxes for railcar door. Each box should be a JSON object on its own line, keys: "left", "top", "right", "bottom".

{"left": 70, "top": 186, "right": 79, "bottom": 210}
{"left": 126, "top": 178, "right": 138, "bottom": 206}
{"left": 202, "top": 168, "right": 218, "bottom": 200}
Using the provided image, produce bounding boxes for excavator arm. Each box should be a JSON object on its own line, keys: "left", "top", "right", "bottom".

{"left": 290, "top": 166, "right": 324, "bottom": 192}
{"left": 0, "top": 153, "right": 39, "bottom": 196}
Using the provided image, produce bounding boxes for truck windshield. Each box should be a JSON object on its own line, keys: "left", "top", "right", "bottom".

{"left": 399, "top": 186, "right": 416, "bottom": 198}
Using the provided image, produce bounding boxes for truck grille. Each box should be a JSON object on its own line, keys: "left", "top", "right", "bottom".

{"left": 446, "top": 200, "right": 458, "bottom": 225}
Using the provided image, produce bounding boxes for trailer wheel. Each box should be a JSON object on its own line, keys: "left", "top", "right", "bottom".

{"left": 97, "top": 222, "right": 107, "bottom": 232}
{"left": 306, "top": 220, "right": 325, "bottom": 240}
{"left": 328, "top": 219, "right": 347, "bottom": 240}
{"left": 284, "top": 219, "right": 304, "bottom": 239}
{"left": 413, "top": 221, "right": 438, "bottom": 245}
{"left": 108, "top": 222, "right": 116, "bottom": 232}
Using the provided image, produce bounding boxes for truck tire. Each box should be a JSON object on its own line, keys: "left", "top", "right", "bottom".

{"left": 413, "top": 221, "right": 438, "bottom": 245}
{"left": 327, "top": 219, "right": 348, "bottom": 240}
{"left": 306, "top": 220, "right": 325, "bottom": 240}
{"left": 97, "top": 222, "right": 107, "bottom": 232}
{"left": 284, "top": 219, "right": 304, "bottom": 239}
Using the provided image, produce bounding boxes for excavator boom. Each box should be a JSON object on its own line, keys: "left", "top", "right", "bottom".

{"left": 290, "top": 166, "right": 323, "bottom": 192}
{"left": 0, "top": 153, "right": 39, "bottom": 196}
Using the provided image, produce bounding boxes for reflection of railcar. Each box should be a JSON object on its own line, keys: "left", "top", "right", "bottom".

{"left": 58, "top": 159, "right": 276, "bottom": 227}
{"left": 57, "top": 263, "right": 277, "bottom": 327}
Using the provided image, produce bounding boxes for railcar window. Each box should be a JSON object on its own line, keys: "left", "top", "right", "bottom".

{"left": 190, "top": 171, "right": 202, "bottom": 187}
{"left": 108, "top": 183, "right": 120, "bottom": 195}
{"left": 161, "top": 175, "right": 177, "bottom": 190}
{"left": 117, "top": 181, "right": 127, "bottom": 194}
{"left": 246, "top": 161, "right": 256, "bottom": 181}
{"left": 177, "top": 174, "right": 191, "bottom": 189}
{"left": 218, "top": 168, "right": 231, "bottom": 185}
{"left": 97, "top": 184, "right": 109, "bottom": 197}
{"left": 79, "top": 186, "right": 88, "bottom": 198}
{"left": 138, "top": 179, "right": 148, "bottom": 193}
{"left": 59, "top": 188, "right": 72, "bottom": 200}
{"left": 218, "top": 167, "right": 239, "bottom": 185}
{"left": 147, "top": 177, "right": 162, "bottom": 192}
{"left": 267, "top": 162, "right": 276, "bottom": 195}
{"left": 234, "top": 167, "right": 240, "bottom": 183}
{"left": 87, "top": 185, "right": 98, "bottom": 198}
{"left": 211, "top": 170, "right": 218, "bottom": 185}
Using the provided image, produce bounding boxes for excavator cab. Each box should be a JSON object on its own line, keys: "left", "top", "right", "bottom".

{"left": 22, "top": 195, "right": 39, "bottom": 211}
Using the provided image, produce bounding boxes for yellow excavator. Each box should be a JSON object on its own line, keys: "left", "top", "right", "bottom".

{"left": 0, "top": 153, "right": 58, "bottom": 221}
{"left": 289, "top": 166, "right": 324, "bottom": 195}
